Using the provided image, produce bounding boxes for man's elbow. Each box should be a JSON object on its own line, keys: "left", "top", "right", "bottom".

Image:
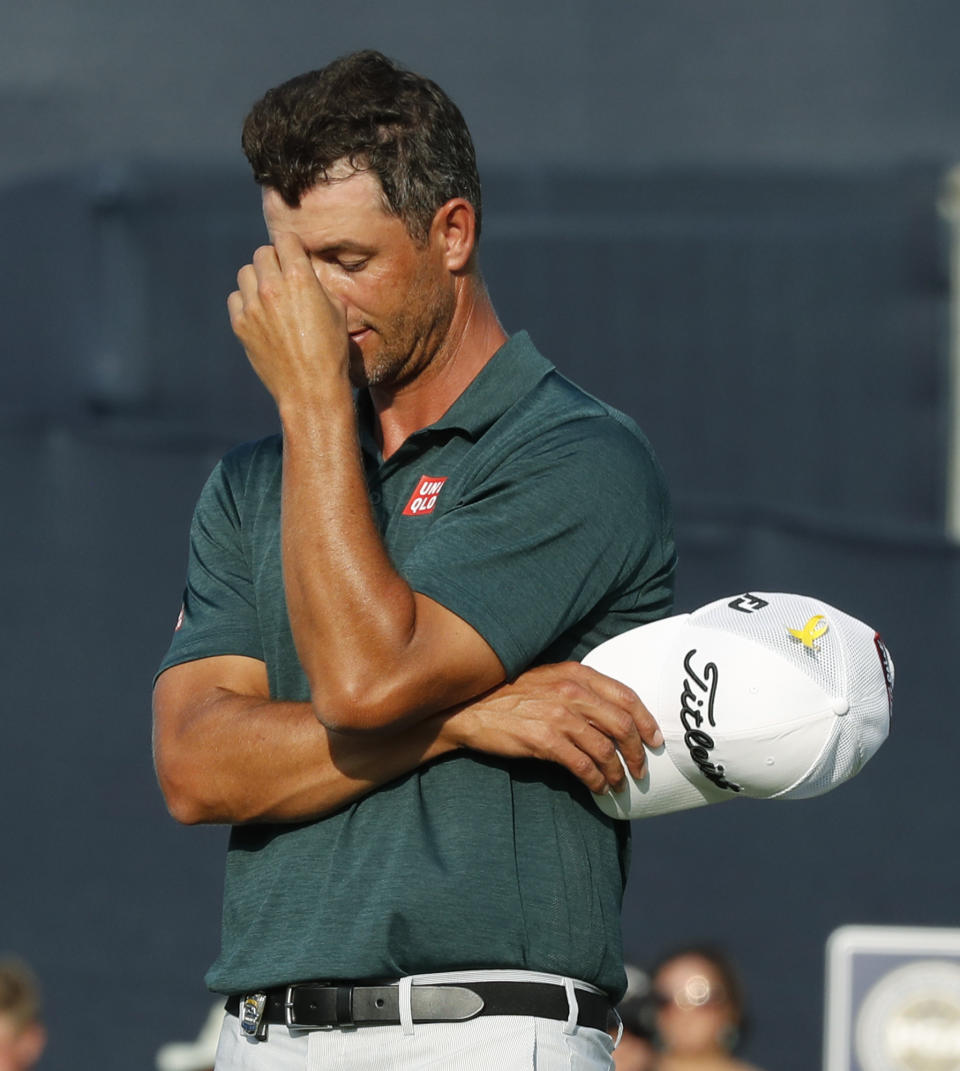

{"left": 154, "top": 749, "right": 233, "bottom": 825}
{"left": 162, "top": 789, "right": 211, "bottom": 826}
{"left": 156, "top": 767, "right": 214, "bottom": 825}
{"left": 156, "top": 775, "right": 209, "bottom": 825}
{"left": 310, "top": 678, "right": 413, "bottom": 735}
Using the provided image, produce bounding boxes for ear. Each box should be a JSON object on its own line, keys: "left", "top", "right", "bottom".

{"left": 430, "top": 198, "right": 476, "bottom": 272}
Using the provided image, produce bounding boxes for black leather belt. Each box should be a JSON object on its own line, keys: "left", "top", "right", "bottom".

{"left": 225, "top": 980, "right": 613, "bottom": 1036}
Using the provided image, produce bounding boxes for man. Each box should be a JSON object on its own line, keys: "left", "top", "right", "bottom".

{"left": 153, "top": 50, "right": 676, "bottom": 1070}
{"left": 0, "top": 959, "right": 46, "bottom": 1071}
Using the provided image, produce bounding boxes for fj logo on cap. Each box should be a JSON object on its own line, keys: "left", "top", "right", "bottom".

{"left": 787, "top": 614, "right": 829, "bottom": 649}
{"left": 403, "top": 475, "right": 448, "bottom": 516}
{"left": 728, "top": 593, "right": 770, "bottom": 615}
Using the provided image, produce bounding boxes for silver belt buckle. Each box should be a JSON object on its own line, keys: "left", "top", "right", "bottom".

{"left": 240, "top": 992, "right": 267, "bottom": 1038}
{"left": 284, "top": 984, "right": 335, "bottom": 1031}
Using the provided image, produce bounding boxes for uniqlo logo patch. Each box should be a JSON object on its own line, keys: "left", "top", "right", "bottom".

{"left": 403, "top": 475, "right": 447, "bottom": 516}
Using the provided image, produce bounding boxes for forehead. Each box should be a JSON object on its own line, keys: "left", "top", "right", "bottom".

{"left": 262, "top": 167, "right": 402, "bottom": 244}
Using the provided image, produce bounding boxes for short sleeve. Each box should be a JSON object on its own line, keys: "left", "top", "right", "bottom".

{"left": 156, "top": 455, "right": 264, "bottom": 677}
{"left": 402, "top": 415, "right": 675, "bottom": 678}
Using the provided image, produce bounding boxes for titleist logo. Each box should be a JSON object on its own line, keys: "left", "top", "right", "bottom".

{"left": 679, "top": 650, "right": 742, "bottom": 793}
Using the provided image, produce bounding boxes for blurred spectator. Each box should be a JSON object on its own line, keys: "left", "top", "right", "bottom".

{"left": 648, "top": 945, "right": 763, "bottom": 1071}
{"left": 0, "top": 958, "right": 46, "bottom": 1071}
{"left": 155, "top": 1001, "right": 223, "bottom": 1071}
{"left": 613, "top": 964, "right": 657, "bottom": 1071}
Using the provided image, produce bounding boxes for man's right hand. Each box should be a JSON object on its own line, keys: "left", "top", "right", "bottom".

{"left": 439, "top": 662, "right": 662, "bottom": 796}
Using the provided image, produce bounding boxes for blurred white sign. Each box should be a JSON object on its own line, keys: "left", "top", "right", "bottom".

{"left": 825, "top": 925, "right": 960, "bottom": 1071}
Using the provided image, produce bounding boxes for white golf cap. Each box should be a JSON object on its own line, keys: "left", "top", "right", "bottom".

{"left": 585, "top": 592, "right": 894, "bottom": 820}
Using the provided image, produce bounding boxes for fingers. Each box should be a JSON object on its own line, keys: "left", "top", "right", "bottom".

{"left": 234, "top": 262, "right": 259, "bottom": 307}
{"left": 244, "top": 236, "right": 307, "bottom": 279}
{"left": 525, "top": 662, "right": 662, "bottom": 789}
{"left": 547, "top": 729, "right": 626, "bottom": 796}
{"left": 227, "top": 242, "right": 342, "bottom": 343}
{"left": 560, "top": 717, "right": 631, "bottom": 794}
{"left": 226, "top": 289, "right": 243, "bottom": 333}
{"left": 446, "top": 661, "right": 663, "bottom": 797}
{"left": 272, "top": 231, "right": 312, "bottom": 273}
{"left": 573, "top": 663, "right": 662, "bottom": 752}
{"left": 547, "top": 667, "right": 655, "bottom": 783}
{"left": 228, "top": 252, "right": 271, "bottom": 330}
{"left": 542, "top": 675, "right": 636, "bottom": 782}
{"left": 232, "top": 241, "right": 303, "bottom": 308}
{"left": 252, "top": 243, "right": 282, "bottom": 280}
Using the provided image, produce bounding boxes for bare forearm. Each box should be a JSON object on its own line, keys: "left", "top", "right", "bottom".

{"left": 154, "top": 686, "right": 457, "bottom": 826}
{"left": 279, "top": 398, "right": 421, "bottom": 722}
{"left": 279, "top": 400, "right": 503, "bottom": 731}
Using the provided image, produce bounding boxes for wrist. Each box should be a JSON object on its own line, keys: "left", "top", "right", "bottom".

{"left": 277, "top": 378, "right": 353, "bottom": 426}
{"left": 277, "top": 384, "right": 359, "bottom": 446}
{"left": 435, "top": 705, "right": 473, "bottom": 752}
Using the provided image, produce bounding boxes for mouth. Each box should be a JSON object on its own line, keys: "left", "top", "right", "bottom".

{"left": 348, "top": 327, "right": 373, "bottom": 346}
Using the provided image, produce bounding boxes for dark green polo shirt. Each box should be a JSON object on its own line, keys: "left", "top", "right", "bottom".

{"left": 159, "top": 331, "right": 676, "bottom": 999}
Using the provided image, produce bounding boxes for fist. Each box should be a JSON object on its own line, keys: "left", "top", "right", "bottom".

{"left": 227, "top": 232, "right": 350, "bottom": 404}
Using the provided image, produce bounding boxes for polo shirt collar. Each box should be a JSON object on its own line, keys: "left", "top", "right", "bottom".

{"left": 356, "top": 331, "right": 553, "bottom": 457}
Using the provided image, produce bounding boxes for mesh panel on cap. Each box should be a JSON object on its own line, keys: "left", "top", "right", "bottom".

{"left": 691, "top": 593, "right": 891, "bottom": 798}
{"left": 796, "top": 610, "right": 893, "bottom": 796}
{"left": 691, "top": 593, "right": 852, "bottom": 699}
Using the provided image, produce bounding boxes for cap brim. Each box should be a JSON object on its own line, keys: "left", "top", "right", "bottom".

{"left": 583, "top": 614, "right": 733, "bottom": 820}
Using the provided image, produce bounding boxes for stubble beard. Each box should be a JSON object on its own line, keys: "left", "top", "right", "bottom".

{"left": 351, "top": 274, "right": 457, "bottom": 393}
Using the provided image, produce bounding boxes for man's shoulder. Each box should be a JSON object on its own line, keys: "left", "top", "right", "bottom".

{"left": 193, "top": 434, "right": 283, "bottom": 528}
{"left": 491, "top": 336, "right": 645, "bottom": 434}
{"left": 215, "top": 433, "right": 284, "bottom": 490}
{"left": 544, "top": 369, "right": 648, "bottom": 439}
{"left": 500, "top": 365, "right": 660, "bottom": 473}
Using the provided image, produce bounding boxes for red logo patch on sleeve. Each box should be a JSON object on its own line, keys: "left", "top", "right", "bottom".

{"left": 403, "top": 475, "right": 448, "bottom": 516}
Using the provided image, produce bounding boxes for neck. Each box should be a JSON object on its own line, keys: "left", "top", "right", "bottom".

{"left": 371, "top": 275, "right": 507, "bottom": 459}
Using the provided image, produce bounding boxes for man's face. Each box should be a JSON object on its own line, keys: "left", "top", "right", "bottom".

{"left": 262, "top": 165, "right": 456, "bottom": 391}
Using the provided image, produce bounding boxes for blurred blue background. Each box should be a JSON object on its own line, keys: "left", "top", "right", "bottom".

{"left": 2, "top": 2, "right": 958, "bottom": 1068}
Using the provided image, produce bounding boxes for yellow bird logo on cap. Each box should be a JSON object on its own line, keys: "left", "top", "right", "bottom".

{"left": 786, "top": 615, "right": 829, "bottom": 648}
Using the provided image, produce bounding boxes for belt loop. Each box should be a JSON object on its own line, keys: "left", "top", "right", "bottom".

{"left": 398, "top": 976, "right": 415, "bottom": 1036}
{"left": 562, "top": 977, "right": 579, "bottom": 1036}
{"left": 612, "top": 1006, "right": 624, "bottom": 1048}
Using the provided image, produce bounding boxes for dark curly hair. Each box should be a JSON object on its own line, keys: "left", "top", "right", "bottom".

{"left": 241, "top": 50, "right": 482, "bottom": 244}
